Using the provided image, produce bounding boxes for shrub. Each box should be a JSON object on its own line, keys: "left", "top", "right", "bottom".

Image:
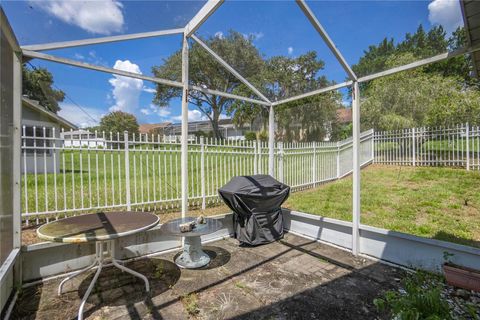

{"left": 244, "top": 131, "right": 257, "bottom": 141}
{"left": 374, "top": 272, "right": 452, "bottom": 320}
{"left": 258, "top": 130, "right": 268, "bottom": 142}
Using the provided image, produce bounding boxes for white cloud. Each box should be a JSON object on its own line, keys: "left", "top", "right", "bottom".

{"left": 341, "top": 99, "right": 351, "bottom": 107}
{"left": 34, "top": 0, "right": 124, "bottom": 35}
{"left": 58, "top": 103, "right": 105, "bottom": 128}
{"left": 157, "top": 109, "right": 171, "bottom": 118}
{"left": 141, "top": 104, "right": 171, "bottom": 118}
{"left": 73, "top": 50, "right": 108, "bottom": 66}
{"left": 251, "top": 32, "right": 264, "bottom": 40}
{"left": 287, "top": 47, "right": 294, "bottom": 55}
{"left": 214, "top": 31, "right": 224, "bottom": 39}
{"left": 242, "top": 32, "right": 264, "bottom": 41}
{"left": 108, "top": 60, "right": 144, "bottom": 113}
{"left": 428, "top": 0, "right": 463, "bottom": 34}
{"left": 143, "top": 86, "right": 156, "bottom": 94}
{"left": 171, "top": 110, "right": 207, "bottom": 122}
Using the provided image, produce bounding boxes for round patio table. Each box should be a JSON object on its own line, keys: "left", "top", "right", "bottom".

{"left": 37, "top": 211, "right": 159, "bottom": 320}
{"left": 160, "top": 217, "right": 223, "bottom": 269}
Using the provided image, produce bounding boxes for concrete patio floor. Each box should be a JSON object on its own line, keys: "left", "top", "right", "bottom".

{"left": 13, "top": 233, "right": 405, "bottom": 320}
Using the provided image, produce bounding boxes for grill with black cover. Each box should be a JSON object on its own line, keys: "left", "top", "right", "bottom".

{"left": 218, "top": 175, "right": 290, "bottom": 246}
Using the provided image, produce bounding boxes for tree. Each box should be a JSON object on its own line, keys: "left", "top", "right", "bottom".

{"left": 230, "top": 51, "right": 342, "bottom": 142}
{"left": 352, "top": 25, "right": 477, "bottom": 88}
{"left": 355, "top": 24, "right": 480, "bottom": 131}
{"left": 152, "top": 31, "right": 264, "bottom": 139}
{"left": 361, "top": 53, "right": 480, "bottom": 131}
{"left": 274, "top": 93, "right": 340, "bottom": 142}
{"left": 98, "top": 111, "right": 139, "bottom": 135}
{"left": 424, "top": 27, "right": 479, "bottom": 87}
{"left": 353, "top": 25, "right": 447, "bottom": 77}
{"left": 22, "top": 64, "right": 65, "bottom": 113}
{"left": 352, "top": 37, "right": 396, "bottom": 78}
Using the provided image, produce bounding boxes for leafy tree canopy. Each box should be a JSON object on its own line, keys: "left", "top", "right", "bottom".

{"left": 98, "top": 111, "right": 139, "bottom": 135}
{"left": 152, "top": 31, "right": 342, "bottom": 141}
{"left": 356, "top": 25, "right": 480, "bottom": 131}
{"left": 22, "top": 64, "right": 65, "bottom": 113}
{"left": 230, "top": 51, "right": 341, "bottom": 142}
{"left": 152, "top": 31, "right": 264, "bottom": 139}
{"left": 361, "top": 53, "right": 480, "bottom": 131}
{"left": 353, "top": 25, "right": 477, "bottom": 87}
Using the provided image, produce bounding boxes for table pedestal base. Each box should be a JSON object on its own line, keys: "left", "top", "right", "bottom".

{"left": 57, "top": 240, "right": 150, "bottom": 320}
{"left": 175, "top": 236, "right": 210, "bottom": 269}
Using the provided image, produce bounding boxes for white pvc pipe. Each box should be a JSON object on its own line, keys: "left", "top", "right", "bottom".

{"left": 268, "top": 105, "right": 275, "bottom": 177}
{"left": 181, "top": 35, "right": 189, "bottom": 217}
{"left": 352, "top": 81, "right": 361, "bottom": 255}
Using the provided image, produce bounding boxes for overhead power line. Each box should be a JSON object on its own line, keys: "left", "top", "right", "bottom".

{"left": 26, "top": 61, "right": 99, "bottom": 124}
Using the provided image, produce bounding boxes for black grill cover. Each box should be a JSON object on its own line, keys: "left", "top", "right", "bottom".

{"left": 218, "top": 175, "right": 290, "bottom": 246}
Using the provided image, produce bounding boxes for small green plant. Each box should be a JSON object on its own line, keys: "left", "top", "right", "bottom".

{"left": 153, "top": 263, "right": 164, "bottom": 279}
{"left": 257, "top": 130, "right": 268, "bottom": 142}
{"left": 181, "top": 293, "right": 200, "bottom": 316}
{"left": 443, "top": 251, "right": 455, "bottom": 265}
{"left": 234, "top": 281, "right": 247, "bottom": 289}
{"left": 374, "top": 271, "right": 452, "bottom": 320}
{"left": 244, "top": 131, "right": 257, "bottom": 141}
{"left": 234, "top": 281, "right": 253, "bottom": 295}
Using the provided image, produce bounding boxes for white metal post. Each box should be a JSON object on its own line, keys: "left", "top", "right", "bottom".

{"left": 279, "top": 142, "right": 284, "bottom": 182}
{"left": 181, "top": 34, "right": 189, "bottom": 217}
{"left": 352, "top": 81, "right": 361, "bottom": 256}
{"left": 253, "top": 140, "right": 258, "bottom": 175}
{"left": 336, "top": 142, "right": 341, "bottom": 178}
{"left": 200, "top": 137, "right": 206, "bottom": 210}
{"left": 12, "top": 51, "right": 22, "bottom": 249}
{"left": 268, "top": 105, "right": 275, "bottom": 177}
{"left": 412, "top": 127, "right": 416, "bottom": 167}
{"left": 124, "top": 131, "right": 131, "bottom": 211}
{"left": 371, "top": 131, "right": 374, "bottom": 163}
{"left": 312, "top": 142, "right": 317, "bottom": 185}
{"left": 466, "top": 123, "right": 470, "bottom": 170}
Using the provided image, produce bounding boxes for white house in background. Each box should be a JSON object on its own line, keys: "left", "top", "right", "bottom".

{"left": 21, "top": 97, "right": 77, "bottom": 174}
{"left": 61, "top": 130, "right": 107, "bottom": 148}
{"left": 162, "top": 118, "right": 252, "bottom": 140}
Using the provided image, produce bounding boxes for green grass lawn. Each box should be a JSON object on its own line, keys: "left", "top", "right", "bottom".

{"left": 284, "top": 165, "right": 480, "bottom": 248}
{"left": 375, "top": 137, "right": 480, "bottom": 153}
{"left": 21, "top": 144, "right": 333, "bottom": 217}
{"left": 22, "top": 146, "right": 267, "bottom": 217}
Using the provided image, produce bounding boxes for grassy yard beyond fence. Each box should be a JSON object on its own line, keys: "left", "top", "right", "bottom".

{"left": 285, "top": 165, "right": 480, "bottom": 248}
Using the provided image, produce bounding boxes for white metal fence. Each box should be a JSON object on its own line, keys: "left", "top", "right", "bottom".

{"left": 21, "top": 127, "right": 374, "bottom": 224}
{"left": 374, "top": 124, "right": 480, "bottom": 170}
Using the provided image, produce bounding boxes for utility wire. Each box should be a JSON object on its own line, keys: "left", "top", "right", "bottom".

{"left": 26, "top": 61, "right": 98, "bottom": 124}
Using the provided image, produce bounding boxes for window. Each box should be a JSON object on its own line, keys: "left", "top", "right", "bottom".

{"left": 24, "top": 126, "right": 53, "bottom": 155}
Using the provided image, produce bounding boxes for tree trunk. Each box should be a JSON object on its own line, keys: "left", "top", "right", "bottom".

{"left": 211, "top": 106, "right": 223, "bottom": 140}
{"left": 211, "top": 119, "right": 223, "bottom": 140}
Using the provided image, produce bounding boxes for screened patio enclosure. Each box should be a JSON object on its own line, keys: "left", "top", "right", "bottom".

{"left": 1, "top": 0, "right": 480, "bottom": 317}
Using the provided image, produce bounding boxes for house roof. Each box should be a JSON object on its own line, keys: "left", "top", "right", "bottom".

{"left": 461, "top": 0, "right": 480, "bottom": 77}
{"left": 139, "top": 122, "right": 171, "bottom": 134}
{"left": 168, "top": 118, "right": 233, "bottom": 128}
{"left": 22, "top": 97, "right": 77, "bottom": 130}
{"left": 336, "top": 108, "right": 352, "bottom": 123}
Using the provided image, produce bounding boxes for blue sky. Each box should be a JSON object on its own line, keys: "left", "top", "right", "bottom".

{"left": 3, "top": 0, "right": 463, "bottom": 128}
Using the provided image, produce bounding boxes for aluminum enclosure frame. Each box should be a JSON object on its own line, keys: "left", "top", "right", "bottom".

{"left": 0, "top": 6, "right": 22, "bottom": 315}
{"left": 12, "top": 0, "right": 480, "bottom": 260}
